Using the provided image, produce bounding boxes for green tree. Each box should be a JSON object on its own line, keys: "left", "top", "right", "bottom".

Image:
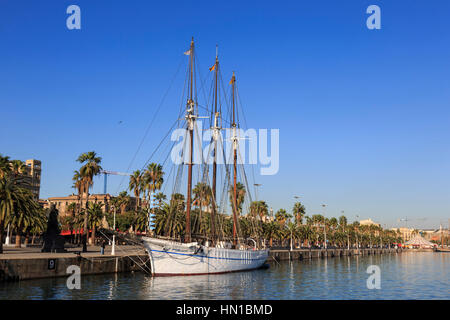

{"left": 229, "top": 182, "right": 246, "bottom": 216}
{"left": 249, "top": 200, "right": 269, "bottom": 220}
{"left": 87, "top": 202, "right": 104, "bottom": 244}
{"left": 7, "top": 187, "right": 39, "bottom": 248}
{"left": 76, "top": 151, "right": 102, "bottom": 247}
{"left": 154, "top": 192, "right": 167, "bottom": 207}
{"left": 292, "top": 202, "right": 306, "bottom": 225}
{"left": 275, "top": 208, "right": 291, "bottom": 227}
{"left": 129, "top": 170, "right": 144, "bottom": 211}
{"left": 143, "top": 163, "right": 164, "bottom": 206}
{"left": 0, "top": 154, "right": 11, "bottom": 179}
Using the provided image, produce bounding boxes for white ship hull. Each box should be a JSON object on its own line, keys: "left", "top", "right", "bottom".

{"left": 142, "top": 237, "right": 269, "bottom": 276}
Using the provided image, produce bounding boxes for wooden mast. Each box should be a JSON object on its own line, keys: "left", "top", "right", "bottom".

{"left": 231, "top": 72, "right": 239, "bottom": 246}
{"left": 211, "top": 49, "right": 219, "bottom": 244}
{"left": 185, "top": 37, "right": 195, "bottom": 243}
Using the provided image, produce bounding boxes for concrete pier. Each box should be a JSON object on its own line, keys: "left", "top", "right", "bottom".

{"left": 0, "top": 245, "right": 150, "bottom": 282}
{"left": 0, "top": 246, "right": 403, "bottom": 282}
{"left": 269, "top": 248, "right": 403, "bottom": 262}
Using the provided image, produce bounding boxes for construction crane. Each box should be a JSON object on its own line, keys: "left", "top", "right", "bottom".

{"left": 398, "top": 217, "right": 427, "bottom": 229}
{"left": 100, "top": 170, "right": 130, "bottom": 194}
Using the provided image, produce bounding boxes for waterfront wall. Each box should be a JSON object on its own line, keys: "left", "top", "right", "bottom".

{"left": 0, "top": 254, "right": 149, "bottom": 282}
{"left": 269, "top": 248, "right": 403, "bottom": 262}
{"left": 0, "top": 248, "right": 403, "bottom": 282}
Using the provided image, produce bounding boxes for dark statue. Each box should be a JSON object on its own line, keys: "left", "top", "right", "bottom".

{"left": 41, "top": 204, "right": 66, "bottom": 253}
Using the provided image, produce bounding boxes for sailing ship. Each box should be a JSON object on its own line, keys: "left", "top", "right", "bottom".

{"left": 142, "top": 38, "right": 269, "bottom": 276}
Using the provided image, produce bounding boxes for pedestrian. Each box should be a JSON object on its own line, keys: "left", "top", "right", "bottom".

{"left": 100, "top": 240, "right": 106, "bottom": 255}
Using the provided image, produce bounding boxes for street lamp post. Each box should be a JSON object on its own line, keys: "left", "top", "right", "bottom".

{"left": 322, "top": 204, "right": 327, "bottom": 250}
{"left": 356, "top": 214, "right": 360, "bottom": 254}
{"left": 342, "top": 210, "right": 350, "bottom": 250}
{"left": 254, "top": 184, "right": 262, "bottom": 248}
{"left": 111, "top": 207, "right": 116, "bottom": 256}
{"left": 254, "top": 184, "right": 262, "bottom": 202}
{"left": 5, "top": 224, "right": 10, "bottom": 246}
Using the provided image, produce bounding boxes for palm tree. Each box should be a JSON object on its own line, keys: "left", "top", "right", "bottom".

{"left": 292, "top": 201, "right": 306, "bottom": 225}
{"left": 299, "top": 222, "right": 314, "bottom": 247}
{"left": 76, "top": 151, "right": 102, "bottom": 248}
{"left": 73, "top": 209, "right": 85, "bottom": 244}
{"left": 87, "top": 202, "right": 104, "bottom": 244}
{"left": 193, "top": 182, "right": 212, "bottom": 210}
{"left": 129, "top": 170, "right": 143, "bottom": 211}
{"left": 0, "top": 177, "right": 15, "bottom": 253}
{"left": 275, "top": 208, "right": 291, "bottom": 227}
{"left": 339, "top": 215, "right": 348, "bottom": 232}
{"left": 134, "top": 208, "right": 149, "bottom": 233}
{"left": 229, "top": 182, "right": 246, "bottom": 215}
{"left": 263, "top": 221, "right": 279, "bottom": 247}
{"left": 10, "top": 160, "right": 27, "bottom": 185}
{"left": 116, "top": 191, "right": 131, "bottom": 214}
{"left": 72, "top": 170, "right": 84, "bottom": 217}
{"left": 163, "top": 194, "right": 185, "bottom": 239}
{"left": 28, "top": 207, "right": 47, "bottom": 245}
{"left": 143, "top": 163, "right": 164, "bottom": 206}
{"left": 249, "top": 200, "right": 268, "bottom": 221}
{"left": 286, "top": 221, "right": 297, "bottom": 249}
{"left": 0, "top": 154, "right": 11, "bottom": 179}
{"left": 154, "top": 192, "right": 167, "bottom": 207}
{"left": 7, "top": 187, "right": 39, "bottom": 248}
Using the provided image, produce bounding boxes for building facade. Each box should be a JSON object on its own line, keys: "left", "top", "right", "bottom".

{"left": 359, "top": 218, "right": 381, "bottom": 227}
{"left": 43, "top": 193, "right": 137, "bottom": 217}
{"left": 9, "top": 158, "right": 41, "bottom": 201}
{"left": 390, "top": 227, "right": 416, "bottom": 242}
{"left": 24, "top": 159, "right": 41, "bottom": 201}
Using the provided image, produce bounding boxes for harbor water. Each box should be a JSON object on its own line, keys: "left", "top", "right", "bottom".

{"left": 1, "top": 252, "right": 448, "bottom": 300}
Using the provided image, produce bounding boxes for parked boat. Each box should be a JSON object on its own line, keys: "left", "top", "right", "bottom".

{"left": 142, "top": 38, "right": 268, "bottom": 276}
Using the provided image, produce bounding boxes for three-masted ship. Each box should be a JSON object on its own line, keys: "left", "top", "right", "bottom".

{"left": 142, "top": 38, "right": 268, "bottom": 276}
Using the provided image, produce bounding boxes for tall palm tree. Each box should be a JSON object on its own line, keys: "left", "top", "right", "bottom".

{"left": 292, "top": 201, "right": 306, "bottom": 225}
{"left": 0, "top": 177, "right": 14, "bottom": 253}
{"left": 339, "top": 215, "right": 348, "bottom": 232}
{"left": 72, "top": 170, "right": 84, "bottom": 216}
{"left": 7, "top": 187, "right": 39, "bottom": 248}
{"left": 286, "top": 221, "right": 297, "bottom": 249}
{"left": 143, "top": 163, "right": 164, "bottom": 206}
{"left": 116, "top": 191, "right": 131, "bottom": 214}
{"left": 229, "top": 182, "right": 246, "bottom": 215}
{"left": 193, "top": 182, "right": 212, "bottom": 210}
{"left": 129, "top": 170, "right": 143, "bottom": 211}
{"left": 76, "top": 151, "right": 102, "bottom": 248}
{"left": 275, "top": 208, "right": 291, "bottom": 227}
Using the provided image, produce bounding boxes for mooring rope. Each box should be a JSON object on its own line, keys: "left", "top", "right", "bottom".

{"left": 97, "top": 229, "right": 152, "bottom": 275}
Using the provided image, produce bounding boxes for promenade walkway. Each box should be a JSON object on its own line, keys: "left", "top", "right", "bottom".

{"left": 0, "top": 245, "right": 147, "bottom": 260}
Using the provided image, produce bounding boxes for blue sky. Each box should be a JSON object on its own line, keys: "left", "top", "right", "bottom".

{"left": 1, "top": 0, "right": 449, "bottom": 229}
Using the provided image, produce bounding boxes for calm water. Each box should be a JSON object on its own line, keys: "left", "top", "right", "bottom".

{"left": 1, "top": 252, "right": 448, "bottom": 300}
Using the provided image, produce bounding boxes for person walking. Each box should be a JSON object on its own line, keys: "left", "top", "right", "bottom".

{"left": 100, "top": 240, "right": 106, "bottom": 255}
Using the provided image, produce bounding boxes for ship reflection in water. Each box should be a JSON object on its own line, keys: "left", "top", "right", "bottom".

{"left": 0, "top": 252, "right": 448, "bottom": 300}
